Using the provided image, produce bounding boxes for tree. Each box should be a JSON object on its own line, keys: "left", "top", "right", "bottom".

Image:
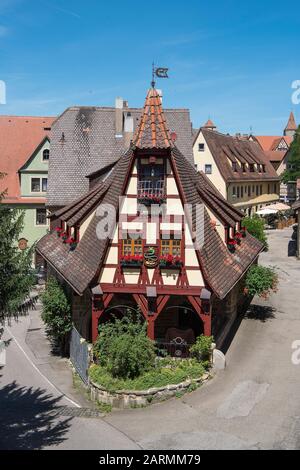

{"left": 0, "top": 173, "right": 35, "bottom": 326}
{"left": 242, "top": 215, "right": 268, "bottom": 250}
{"left": 282, "top": 126, "right": 300, "bottom": 183}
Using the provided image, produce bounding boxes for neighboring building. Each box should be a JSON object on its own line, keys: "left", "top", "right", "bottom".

{"left": 251, "top": 112, "right": 298, "bottom": 203}
{"left": 47, "top": 97, "right": 194, "bottom": 213}
{"left": 37, "top": 88, "right": 263, "bottom": 350}
{"left": 0, "top": 116, "right": 54, "bottom": 264}
{"left": 292, "top": 198, "right": 300, "bottom": 259}
{"left": 193, "top": 126, "right": 280, "bottom": 216}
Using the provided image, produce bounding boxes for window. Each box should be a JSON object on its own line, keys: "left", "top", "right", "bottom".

{"left": 138, "top": 161, "right": 165, "bottom": 200}
{"left": 241, "top": 186, "right": 244, "bottom": 198}
{"left": 256, "top": 185, "right": 259, "bottom": 196}
{"left": 237, "top": 186, "right": 240, "bottom": 198}
{"left": 232, "top": 186, "right": 236, "bottom": 197}
{"left": 31, "top": 178, "right": 40, "bottom": 192}
{"left": 36, "top": 208, "right": 47, "bottom": 225}
{"left": 262, "top": 164, "right": 266, "bottom": 173}
{"left": 248, "top": 186, "right": 251, "bottom": 197}
{"left": 198, "top": 143, "right": 205, "bottom": 152}
{"left": 122, "top": 237, "right": 142, "bottom": 256}
{"left": 260, "top": 185, "right": 263, "bottom": 196}
{"left": 42, "top": 149, "right": 49, "bottom": 161}
{"left": 42, "top": 178, "right": 48, "bottom": 192}
{"left": 249, "top": 164, "right": 255, "bottom": 172}
{"left": 205, "top": 164, "right": 212, "bottom": 174}
{"left": 242, "top": 163, "right": 246, "bottom": 173}
{"left": 161, "top": 238, "right": 181, "bottom": 256}
{"left": 232, "top": 162, "right": 238, "bottom": 172}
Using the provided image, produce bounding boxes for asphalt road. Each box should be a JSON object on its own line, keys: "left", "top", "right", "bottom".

{"left": 1, "top": 228, "right": 300, "bottom": 450}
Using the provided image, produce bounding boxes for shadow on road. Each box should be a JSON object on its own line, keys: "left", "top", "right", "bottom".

{"left": 245, "top": 304, "right": 276, "bottom": 322}
{"left": 0, "top": 381, "right": 72, "bottom": 450}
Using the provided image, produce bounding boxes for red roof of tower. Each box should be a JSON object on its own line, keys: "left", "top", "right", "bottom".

{"left": 285, "top": 111, "right": 297, "bottom": 131}
{"left": 133, "top": 88, "right": 173, "bottom": 149}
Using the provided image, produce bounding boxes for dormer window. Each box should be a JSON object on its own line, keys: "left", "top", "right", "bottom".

{"left": 232, "top": 161, "right": 238, "bottom": 172}
{"left": 242, "top": 163, "right": 246, "bottom": 172}
{"left": 137, "top": 159, "right": 166, "bottom": 205}
{"left": 249, "top": 163, "right": 255, "bottom": 172}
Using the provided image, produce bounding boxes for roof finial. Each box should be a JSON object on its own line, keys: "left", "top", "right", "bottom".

{"left": 151, "top": 62, "right": 156, "bottom": 88}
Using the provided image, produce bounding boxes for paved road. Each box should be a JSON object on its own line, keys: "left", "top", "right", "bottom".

{"left": 1, "top": 228, "right": 300, "bottom": 449}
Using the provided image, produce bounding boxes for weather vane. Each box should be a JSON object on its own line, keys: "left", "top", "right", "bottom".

{"left": 151, "top": 62, "right": 169, "bottom": 88}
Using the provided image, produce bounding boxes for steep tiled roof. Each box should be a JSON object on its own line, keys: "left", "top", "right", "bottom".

{"left": 47, "top": 104, "right": 194, "bottom": 207}
{"left": 133, "top": 88, "right": 173, "bottom": 149}
{"left": 285, "top": 111, "right": 297, "bottom": 131}
{"left": 254, "top": 135, "right": 292, "bottom": 152}
{"left": 0, "top": 116, "right": 54, "bottom": 203}
{"left": 264, "top": 150, "right": 287, "bottom": 163}
{"left": 202, "top": 129, "right": 279, "bottom": 182}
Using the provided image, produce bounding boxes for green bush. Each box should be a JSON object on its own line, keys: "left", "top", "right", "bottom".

{"left": 41, "top": 277, "right": 72, "bottom": 350}
{"left": 245, "top": 265, "right": 278, "bottom": 299}
{"left": 89, "top": 358, "right": 205, "bottom": 392}
{"left": 242, "top": 216, "right": 268, "bottom": 250}
{"left": 93, "top": 314, "right": 156, "bottom": 379}
{"left": 190, "top": 334, "right": 213, "bottom": 361}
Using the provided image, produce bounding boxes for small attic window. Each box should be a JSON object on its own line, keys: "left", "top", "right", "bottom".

{"left": 42, "top": 149, "right": 49, "bottom": 161}
{"left": 198, "top": 143, "right": 205, "bottom": 152}
{"left": 43, "top": 127, "right": 51, "bottom": 131}
{"left": 249, "top": 163, "right": 255, "bottom": 172}
{"left": 232, "top": 161, "right": 238, "bottom": 172}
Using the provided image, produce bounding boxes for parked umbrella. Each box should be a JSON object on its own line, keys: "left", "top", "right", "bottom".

{"left": 256, "top": 207, "right": 278, "bottom": 216}
{"left": 267, "top": 202, "right": 291, "bottom": 211}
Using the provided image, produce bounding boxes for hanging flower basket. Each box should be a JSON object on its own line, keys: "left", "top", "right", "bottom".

{"left": 121, "top": 255, "right": 143, "bottom": 268}
{"left": 66, "top": 236, "right": 77, "bottom": 251}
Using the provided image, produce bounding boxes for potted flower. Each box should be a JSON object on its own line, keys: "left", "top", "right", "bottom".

{"left": 121, "top": 254, "right": 143, "bottom": 268}
{"left": 235, "top": 232, "right": 243, "bottom": 245}
{"left": 227, "top": 239, "right": 237, "bottom": 253}
{"left": 66, "top": 236, "right": 77, "bottom": 251}
{"left": 240, "top": 227, "right": 247, "bottom": 238}
{"left": 54, "top": 226, "right": 63, "bottom": 237}
{"left": 61, "top": 231, "right": 68, "bottom": 243}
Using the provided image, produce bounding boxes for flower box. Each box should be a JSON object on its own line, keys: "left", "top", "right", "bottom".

{"left": 138, "top": 194, "right": 166, "bottom": 206}
{"left": 121, "top": 255, "right": 143, "bottom": 268}
{"left": 227, "top": 239, "right": 237, "bottom": 253}
{"left": 159, "top": 255, "right": 183, "bottom": 269}
{"left": 54, "top": 227, "right": 63, "bottom": 237}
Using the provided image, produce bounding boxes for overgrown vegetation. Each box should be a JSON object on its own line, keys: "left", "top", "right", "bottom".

{"left": 242, "top": 216, "right": 268, "bottom": 250}
{"left": 89, "top": 358, "right": 205, "bottom": 392}
{"left": 245, "top": 265, "right": 278, "bottom": 299}
{"left": 0, "top": 172, "right": 35, "bottom": 325}
{"left": 41, "top": 277, "right": 72, "bottom": 354}
{"left": 93, "top": 313, "right": 156, "bottom": 379}
{"left": 91, "top": 314, "right": 210, "bottom": 392}
{"left": 282, "top": 126, "right": 300, "bottom": 183}
{"left": 190, "top": 335, "right": 213, "bottom": 361}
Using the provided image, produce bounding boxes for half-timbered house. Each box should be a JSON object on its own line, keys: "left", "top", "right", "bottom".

{"left": 37, "top": 87, "right": 263, "bottom": 351}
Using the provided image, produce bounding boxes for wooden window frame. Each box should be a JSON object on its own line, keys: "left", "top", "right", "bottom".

{"left": 160, "top": 237, "right": 182, "bottom": 257}
{"left": 122, "top": 236, "right": 143, "bottom": 256}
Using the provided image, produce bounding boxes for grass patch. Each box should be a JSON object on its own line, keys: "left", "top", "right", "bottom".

{"left": 96, "top": 401, "right": 112, "bottom": 413}
{"left": 89, "top": 358, "right": 206, "bottom": 392}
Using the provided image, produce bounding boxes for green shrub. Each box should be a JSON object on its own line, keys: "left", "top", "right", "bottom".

{"left": 93, "top": 314, "right": 156, "bottom": 379}
{"left": 190, "top": 334, "right": 213, "bottom": 361}
{"left": 89, "top": 358, "right": 205, "bottom": 392}
{"left": 41, "top": 277, "right": 72, "bottom": 350}
{"left": 242, "top": 216, "right": 268, "bottom": 250}
{"left": 245, "top": 265, "right": 278, "bottom": 299}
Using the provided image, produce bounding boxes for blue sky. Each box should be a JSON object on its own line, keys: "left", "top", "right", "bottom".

{"left": 0, "top": 0, "right": 299, "bottom": 135}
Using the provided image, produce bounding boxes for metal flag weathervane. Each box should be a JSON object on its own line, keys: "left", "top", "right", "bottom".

{"left": 151, "top": 63, "right": 169, "bottom": 88}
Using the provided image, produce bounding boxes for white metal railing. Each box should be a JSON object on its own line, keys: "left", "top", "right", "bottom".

{"left": 137, "top": 180, "right": 165, "bottom": 199}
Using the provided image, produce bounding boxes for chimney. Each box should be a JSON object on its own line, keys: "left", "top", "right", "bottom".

{"left": 115, "top": 97, "right": 124, "bottom": 138}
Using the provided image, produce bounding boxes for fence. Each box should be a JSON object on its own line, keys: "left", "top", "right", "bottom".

{"left": 70, "top": 326, "right": 90, "bottom": 385}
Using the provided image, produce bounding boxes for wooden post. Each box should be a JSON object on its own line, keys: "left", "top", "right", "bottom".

{"left": 147, "top": 318, "right": 155, "bottom": 340}
{"left": 92, "top": 311, "right": 100, "bottom": 343}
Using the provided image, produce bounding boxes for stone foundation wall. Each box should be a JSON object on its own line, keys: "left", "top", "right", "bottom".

{"left": 90, "top": 372, "right": 211, "bottom": 409}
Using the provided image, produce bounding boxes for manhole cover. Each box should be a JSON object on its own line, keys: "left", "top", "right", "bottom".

{"left": 54, "top": 406, "right": 105, "bottom": 418}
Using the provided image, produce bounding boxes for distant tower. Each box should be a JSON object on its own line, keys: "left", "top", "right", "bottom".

{"left": 202, "top": 119, "right": 216, "bottom": 131}
{"left": 284, "top": 111, "right": 297, "bottom": 138}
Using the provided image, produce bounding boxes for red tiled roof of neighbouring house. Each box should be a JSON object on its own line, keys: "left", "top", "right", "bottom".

{"left": 0, "top": 116, "right": 55, "bottom": 203}
{"left": 253, "top": 135, "right": 292, "bottom": 152}
{"left": 133, "top": 88, "right": 173, "bottom": 149}
{"left": 264, "top": 150, "right": 288, "bottom": 163}
{"left": 285, "top": 111, "right": 297, "bottom": 131}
